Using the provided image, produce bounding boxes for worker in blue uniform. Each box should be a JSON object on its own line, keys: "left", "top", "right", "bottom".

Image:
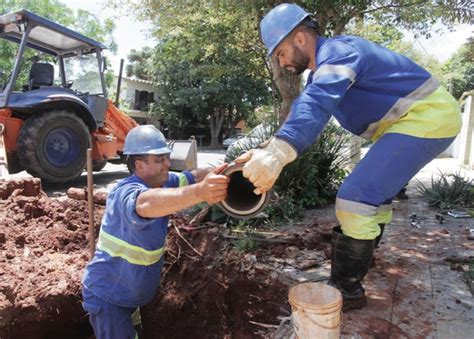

{"left": 82, "top": 125, "right": 228, "bottom": 338}
{"left": 237, "top": 3, "right": 461, "bottom": 311}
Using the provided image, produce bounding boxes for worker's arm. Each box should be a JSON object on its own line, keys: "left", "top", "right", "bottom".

{"left": 135, "top": 163, "right": 228, "bottom": 218}
{"left": 237, "top": 40, "right": 363, "bottom": 193}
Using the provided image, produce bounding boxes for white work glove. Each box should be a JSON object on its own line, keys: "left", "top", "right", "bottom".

{"left": 235, "top": 137, "right": 297, "bottom": 195}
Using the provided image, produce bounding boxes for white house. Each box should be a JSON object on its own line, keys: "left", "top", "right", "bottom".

{"left": 445, "top": 93, "right": 474, "bottom": 169}
{"left": 113, "top": 75, "right": 161, "bottom": 127}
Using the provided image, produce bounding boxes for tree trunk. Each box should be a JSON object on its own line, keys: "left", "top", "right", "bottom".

{"left": 209, "top": 108, "right": 226, "bottom": 148}
{"left": 271, "top": 54, "right": 301, "bottom": 125}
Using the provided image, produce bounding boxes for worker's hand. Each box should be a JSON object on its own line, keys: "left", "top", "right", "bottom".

{"left": 234, "top": 139, "right": 271, "bottom": 164}
{"left": 234, "top": 149, "right": 253, "bottom": 164}
{"left": 199, "top": 163, "right": 229, "bottom": 204}
{"left": 238, "top": 138, "right": 297, "bottom": 195}
{"left": 191, "top": 167, "right": 214, "bottom": 182}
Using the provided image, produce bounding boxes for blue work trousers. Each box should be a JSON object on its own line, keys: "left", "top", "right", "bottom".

{"left": 82, "top": 290, "right": 139, "bottom": 339}
{"left": 336, "top": 133, "right": 455, "bottom": 240}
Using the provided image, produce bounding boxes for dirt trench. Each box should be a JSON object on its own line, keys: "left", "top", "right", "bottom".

{"left": 0, "top": 179, "right": 296, "bottom": 338}
{"left": 142, "top": 224, "right": 291, "bottom": 339}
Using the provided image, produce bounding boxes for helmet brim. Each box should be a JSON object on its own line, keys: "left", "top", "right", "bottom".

{"left": 124, "top": 146, "right": 172, "bottom": 155}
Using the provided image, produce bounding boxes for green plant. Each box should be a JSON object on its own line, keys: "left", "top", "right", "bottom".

{"left": 417, "top": 172, "right": 474, "bottom": 210}
{"left": 276, "top": 122, "right": 350, "bottom": 210}
{"left": 224, "top": 122, "right": 275, "bottom": 163}
{"left": 263, "top": 190, "right": 304, "bottom": 222}
{"left": 235, "top": 237, "right": 258, "bottom": 252}
{"left": 224, "top": 121, "right": 350, "bottom": 222}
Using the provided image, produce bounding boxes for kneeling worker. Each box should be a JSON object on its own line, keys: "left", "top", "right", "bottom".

{"left": 82, "top": 125, "right": 229, "bottom": 338}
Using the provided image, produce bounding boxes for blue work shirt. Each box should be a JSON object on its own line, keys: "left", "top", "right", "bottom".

{"left": 275, "top": 35, "right": 459, "bottom": 153}
{"left": 82, "top": 171, "right": 195, "bottom": 307}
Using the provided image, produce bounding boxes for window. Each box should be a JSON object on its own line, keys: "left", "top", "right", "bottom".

{"left": 134, "top": 90, "right": 154, "bottom": 110}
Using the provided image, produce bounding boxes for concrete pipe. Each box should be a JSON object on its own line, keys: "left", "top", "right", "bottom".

{"left": 217, "top": 162, "right": 272, "bottom": 219}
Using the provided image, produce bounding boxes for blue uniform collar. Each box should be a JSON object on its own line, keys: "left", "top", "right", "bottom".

{"left": 131, "top": 174, "right": 149, "bottom": 187}
{"left": 315, "top": 35, "right": 327, "bottom": 57}
{"left": 306, "top": 36, "right": 328, "bottom": 87}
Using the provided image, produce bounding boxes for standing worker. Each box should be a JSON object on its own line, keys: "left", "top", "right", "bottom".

{"left": 82, "top": 125, "right": 229, "bottom": 338}
{"left": 238, "top": 3, "right": 461, "bottom": 311}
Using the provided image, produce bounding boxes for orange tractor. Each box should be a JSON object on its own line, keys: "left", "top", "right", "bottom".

{"left": 0, "top": 10, "right": 139, "bottom": 183}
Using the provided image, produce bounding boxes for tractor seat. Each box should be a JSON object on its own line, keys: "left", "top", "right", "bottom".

{"left": 23, "top": 63, "right": 54, "bottom": 91}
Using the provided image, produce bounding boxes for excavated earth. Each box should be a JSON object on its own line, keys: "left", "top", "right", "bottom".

{"left": 0, "top": 179, "right": 103, "bottom": 338}
{"left": 0, "top": 178, "right": 327, "bottom": 339}
{"left": 4, "top": 175, "right": 471, "bottom": 338}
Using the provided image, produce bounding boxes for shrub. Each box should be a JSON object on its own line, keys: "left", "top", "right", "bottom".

{"left": 417, "top": 172, "right": 474, "bottom": 210}
{"left": 224, "top": 122, "right": 274, "bottom": 163}
{"left": 276, "top": 123, "right": 350, "bottom": 209}
{"left": 224, "top": 120, "right": 351, "bottom": 222}
{"left": 263, "top": 189, "right": 304, "bottom": 222}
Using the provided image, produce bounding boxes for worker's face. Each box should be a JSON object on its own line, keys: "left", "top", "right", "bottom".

{"left": 136, "top": 154, "right": 171, "bottom": 188}
{"left": 275, "top": 40, "right": 310, "bottom": 75}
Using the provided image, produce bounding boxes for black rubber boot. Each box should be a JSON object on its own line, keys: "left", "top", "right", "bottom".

{"left": 371, "top": 224, "right": 386, "bottom": 267}
{"left": 375, "top": 223, "right": 385, "bottom": 249}
{"left": 328, "top": 226, "right": 375, "bottom": 311}
{"left": 396, "top": 187, "right": 409, "bottom": 199}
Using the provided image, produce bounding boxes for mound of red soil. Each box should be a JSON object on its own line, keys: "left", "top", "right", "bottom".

{"left": 0, "top": 179, "right": 104, "bottom": 338}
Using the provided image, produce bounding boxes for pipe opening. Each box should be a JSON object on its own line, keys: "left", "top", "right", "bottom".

{"left": 217, "top": 162, "right": 271, "bottom": 219}
{"left": 225, "top": 171, "right": 261, "bottom": 211}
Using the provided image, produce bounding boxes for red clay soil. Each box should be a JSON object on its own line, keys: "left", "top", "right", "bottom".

{"left": 3, "top": 178, "right": 470, "bottom": 338}
{"left": 0, "top": 178, "right": 104, "bottom": 338}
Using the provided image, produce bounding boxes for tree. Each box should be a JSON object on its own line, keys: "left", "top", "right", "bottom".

{"left": 115, "top": 0, "right": 471, "bottom": 128}
{"left": 441, "top": 37, "right": 474, "bottom": 100}
{"left": 142, "top": 2, "right": 271, "bottom": 146}
{"left": 126, "top": 47, "right": 153, "bottom": 80}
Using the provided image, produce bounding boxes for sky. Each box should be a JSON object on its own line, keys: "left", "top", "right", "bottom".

{"left": 60, "top": 0, "right": 154, "bottom": 72}
{"left": 60, "top": 0, "right": 472, "bottom": 73}
{"left": 406, "top": 23, "right": 472, "bottom": 62}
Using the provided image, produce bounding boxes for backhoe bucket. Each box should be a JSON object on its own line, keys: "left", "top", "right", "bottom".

{"left": 0, "top": 124, "right": 9, "bottom": 179}
{"left": 169, "top": 139, "right": 198, "bottom": 171}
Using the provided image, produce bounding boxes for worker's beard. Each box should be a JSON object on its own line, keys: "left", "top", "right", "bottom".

{"left": 289, "top": 44, "right": 310, "bottom": 75}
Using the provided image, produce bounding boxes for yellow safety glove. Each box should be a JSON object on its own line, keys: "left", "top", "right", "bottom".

{"left": 235, "top": 137, "right": 297, "bottom": 195}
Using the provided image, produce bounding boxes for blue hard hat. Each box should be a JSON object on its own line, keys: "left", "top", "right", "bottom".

{"left": 260, "top": 3, "right": 311, "bottom": 56}
{"left": 123, "top": 125, "right": 172, "bottom": 155}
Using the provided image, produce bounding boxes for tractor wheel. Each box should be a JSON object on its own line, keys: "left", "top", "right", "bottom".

{"left": 92, "top": 160, "right": 108, "bottom": 172}
{"left": 17, "top": 110, "right": 90, "bottom": 183}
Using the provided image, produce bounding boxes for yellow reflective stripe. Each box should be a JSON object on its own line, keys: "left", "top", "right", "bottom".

{"left": 336, "top": 198, "right": 377, "bottom": 216}
{"left": 336, "top": 199, "right": 392, "bottom": 239}
{"left": 336, "top": 209, "right": 380, "bottom": 240}
{"left": 361, "top": 77, "right": 440, "bottom": 140}
{"left": 178, "top": 173, "right": 189, "bottom": 187}
{"left": 313, "top": 64, "right": 356, "bottom": 84}
{"left": 376, "top": 204, "right": 393, "bottom": 224}
{"left": 374, "top": 86, "right": 461, "bottom": 141}
{"left": 97, "top": 230, "right": 165, "bottom": 266}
